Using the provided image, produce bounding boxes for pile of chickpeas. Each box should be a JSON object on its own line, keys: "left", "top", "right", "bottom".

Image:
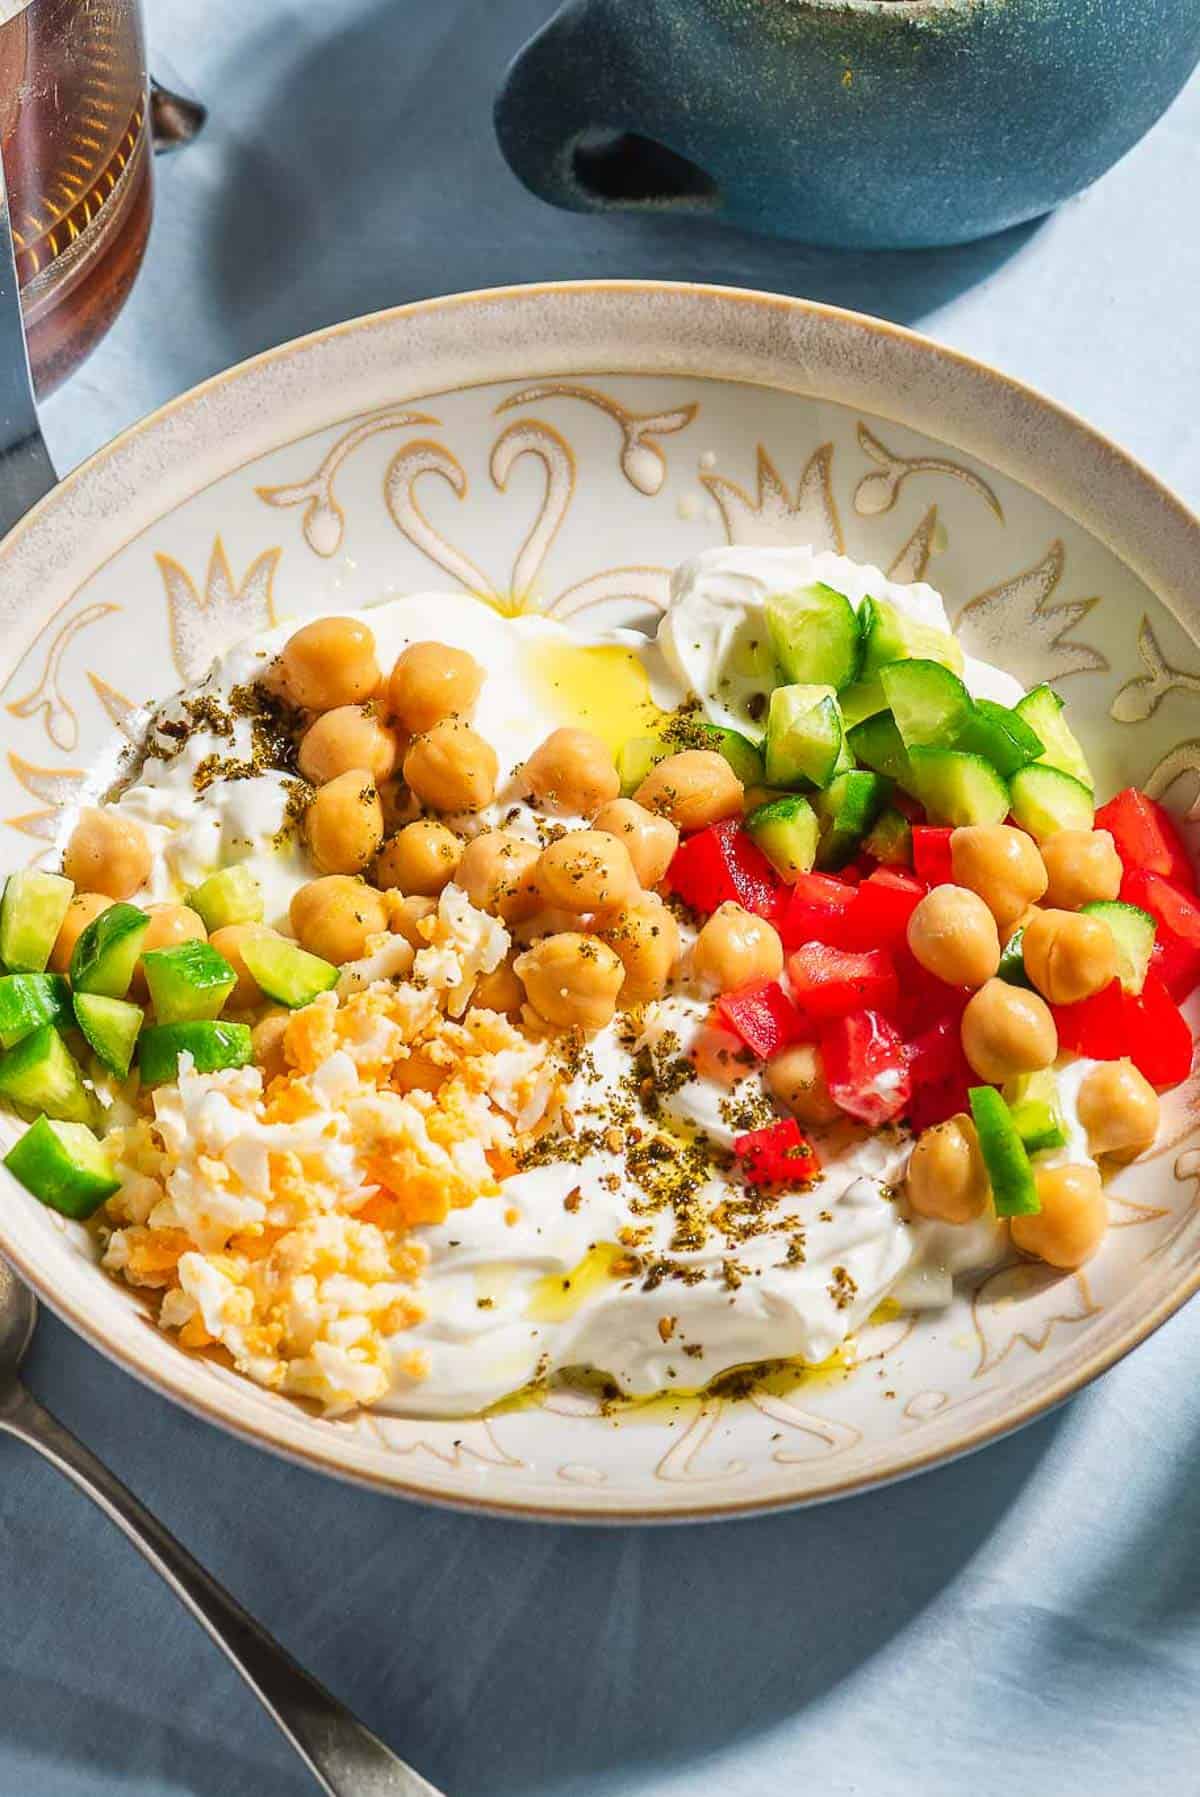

{"left": 56, "top": 615, "right": 1162, "bottom": 1273}
{"left": 902, "top": 822, "right": 1159, "bottom": 1268}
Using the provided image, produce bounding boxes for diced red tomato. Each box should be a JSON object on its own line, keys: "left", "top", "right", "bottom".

{"left": 821, "top": 1009, "right": 912, "bottom": 1125}
{"left": 844, "top": 867, "right": 926, "bottom": 953}
{"left": 892, "top": 790, "right": 926, "bottom": 824}
{"left": 1121, "top": 868, "right": 1200, "bottom": 953}
{"left": 893, "top": 950, "right": 969, "bottom": 1038}
{"left": 1095, "top": 788, "right": 1196, "bottom": 892}
{"left": 1125, "top": 972, "right": 1195, "bottom": 1088}
{"left": 780, "top": 871, "right": 858, "bottom": 951}
{"left": 1151, "top": 934, "right": 1200, "bottom": 1003}
{"left": 787, "top": 942, "right": 900, "bottom": 1021}
{"left": 715, "top": 980, "right": 807, "bottom": 1060}
{"left": 905, "top": 1015, "right": 975, "bottom": 1133}
{"left": 733, "top": 1117, "right": 821, "bottom": 1188}
{"left": 912, "top": 825, "right": 954, "bottom": 886}
{"left": 667, "top": 819, "right": 783, "bottom": 921}
{"left": 1053, "top": 978, "right": 1127, "bottom": 1059}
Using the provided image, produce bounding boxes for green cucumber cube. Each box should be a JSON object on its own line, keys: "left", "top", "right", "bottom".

{"left": 187, "top": 864, "right": 264, "bottom": 932}
{"left": 1004, "top": 1071, "right": 1067, "bottom": 1155}
{"left": 813, "top": 771, "right": 892, "bottom": 870}
{"left": 142, "top": 941, "right": 237, "bottom": 1023}
{"left": 859, "top": 596, "right": 964, "bottom": 677}
{"left": 0, "top": 870, "right": 73, "bottom": 973}
{"left": 879, "top": 659, "right": 974, "bottom": 750}
{"left": 1009, "top": 764, "right": 1094, "bottom": 842}
{"left": 765, "top": 582, "right": 861, "bottom": 692}
{"left": 838, "top": 677, "right": 888, "bottom": 730}
{"left": 238, "top": 933, "right": 338, "bottom": 1008}
{"left": 4, "top": 1115, "right": 119, "bottom": 1219}
{"left": 906, "top": 748, "right": 1010, "bottom": 827}
{"left": 745, "top": 794, "right": 819, "bottom": 882}
{"left": 764, "top": 684, "right": 849, "bottom": 789}
{"left": 0, "top": 1024, "right": 94, "bottom": 1124}
{"left": 617, "top": 735, "right": 665, "bottom": 796}
{"left": 1013, "top": 685, "right": 1093, "bottom": 790}
{"left": 847, "top": 711, "right": 912, "bottom": 785}
{"left": 996, "top": 925, "right": 1032, "bottom": 988}
{"left": 0, "top": 973, "right": 72, "bottom": 1050}
{"left": 69, "top": 902, "right": 150, "bottom": 998}
{"left": 1081, "top": 900, "right": 1156, "bottom": 995}
{"left": 73, "top": 992, "right": 143, "bottom": 1080}
{"left": 969, "top": 1085, "right": 1040, "bottom": 1217}
{"left": 138, "top": 1020, "right": 253, "bottom": 1086}
{"left": 956, "top": 699, "right": 1044, "bottom": 778}
{"left": 862, "top": 807, "right": 913, "bottom": 867}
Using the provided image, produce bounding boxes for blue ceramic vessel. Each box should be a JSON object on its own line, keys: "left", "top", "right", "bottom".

{"left": 496, "top": 0, "right": 1200, "bottom": 249}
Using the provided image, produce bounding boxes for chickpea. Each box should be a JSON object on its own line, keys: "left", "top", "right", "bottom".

{"left": 634, "top": 750, "right": 743, "bottom": 832}
{"left": 1077, "top": 1060, "right": 1160, "bottom": 1159}
{"left": 961, "top": 979, "right": 1057, "bottom": 1083}
{"left": 131, "top": 903, "right": 208, "bottom": 998}
{"left": 512, "top": 905, "right": 585, "bottom": 947}
{"left": 208, "top": 924, "right": 268, "bottom": 1010}
{"left": 377, "top": 775, "right": 417, "bottom": 836}
{"left": 536, "top": 829, "right": 638, "bottom": 916}
{"left": 251, "top": 1007, "right": 291, "bottom": 1084}
{"left": 764, "top": 1043, "right": 840, "bottom": 1126}
{"left": 601, "top": 893, "right": 681, "bottom": 1002}
{"left": 402, "top": 719, "right": 498, "bottom": 814}
{"left": 950, "top": 824, "right": 1047, "bottom": 931}
{"left": 454, "top": 830, "right": 539, "bottom": 921}
{"left": 305, "top": 768, "right": 384, "bottom": 874}
{"left": 1041, "top": 829, "right": 1123, "bottom": 910}
{"left": 906, "top": 884, "right": 1001, "bottom": 989}
{"left": 387, "top": 641, "right": 484, "bottom": 734}
{"left": 515, "top": 931, "right": 625, "bottom": 1031}
{"left": 523, "top": 728, "right": 620, "bottom": 819}
{"left": 297, "top": 704, "right": 398, "bottom": 786}
{"left": 63, "top": 807, "right": 151, "bottom": 900}
{"left": 905, "top": 1114, "right": 991, "bottom": 1224}
{"left": 49, "top": 892, "right": 113, "bottom": 974}
{"left": 1021, "top": 908, "right": 1117, "bottom": 1006}
{"left": 277, "top": 617, "right": 380, "bottom": 712}
{"left": 1011, "top": 1163, "right": 1108, "bottom": 1269}
{"left": 290, "top": 875, "right": 388, "bottom": 964}
{"left": 373, "top": 819, "right": 462, "bottom": 897}
{"left": 384, "top": 891, "right": 437, "bottom": 949}
{"left": 471, "top": 952, "right": 525, "bottom": 1017}
{"left": 694, "top": 902, "right": 784, "bottom": 992}
{"left": 592, "top": 797, "right": 678, "bottom": 888}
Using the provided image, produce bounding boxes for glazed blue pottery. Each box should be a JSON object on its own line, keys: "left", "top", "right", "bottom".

{"left": 495, "top": 0, "right": 1200, "bottom": 250}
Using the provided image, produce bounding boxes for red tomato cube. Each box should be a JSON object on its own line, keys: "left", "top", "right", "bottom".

{"left": 821, "top": 1009, "right": 912, "bottom": 1125}
{"left": 912, "top": 826, "right": 955, "bottom": 886}
{"left": 1095, "top": 789, "right": 1196, "bottom": 892}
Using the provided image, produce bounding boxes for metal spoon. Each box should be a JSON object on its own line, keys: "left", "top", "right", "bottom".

{"left": 0, "top": 110, "right": 445, "bottom": 1797}
{"left": 0, "top": 1259, "right": 444, "bottom": 1797}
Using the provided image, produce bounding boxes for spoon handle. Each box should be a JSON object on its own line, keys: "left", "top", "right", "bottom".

{"left": 0, "top": 1384, "right": 444, "bottom": 1797}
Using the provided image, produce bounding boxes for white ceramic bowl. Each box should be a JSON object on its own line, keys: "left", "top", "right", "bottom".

{"left": 1, "top": 282, "right": 1197, "bottom": 1522}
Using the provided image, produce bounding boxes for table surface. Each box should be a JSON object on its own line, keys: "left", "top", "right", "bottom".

{"left": 7, "top": 3, "right": 1200, "bottom": 1793}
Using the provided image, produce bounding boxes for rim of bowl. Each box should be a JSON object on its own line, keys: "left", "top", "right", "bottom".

{"left": 1, "top": 277, "right": 1197, "bottom": 1523}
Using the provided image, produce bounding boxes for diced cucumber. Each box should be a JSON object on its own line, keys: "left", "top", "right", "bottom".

{"left": 847, "top": 711, "right": 912, "bottom": 785}
{"left": 0, "top": 871, "right": 73, "bottom": 973}
{"left": 906, "top": 749, "right": 1010, "bottom": 827}
{"left": 1009, "top": 764, "right": 1094, "bottom": 841}
{"left": 1004, "top": 1071, "right": 1067, "bottom": 1156}
{"left": 968, "top": 1085, "right": 1040, "bottom": 1217}
{"left": 142, "top": 941, "right": 237, "bottom": 1023}
{"left": 862, "top": 806, "right": 913, "bottom": 867}
{"left": 838, "top": 677, "right": 888, "bottom": 730}
{"left": 0, "top": 973, "right": 71, "bottom": 1050}
{"left": 138, "top": 1020, "right": 253, "bottom": 1086}
{"left": 617, "top": 735, "right": 663, "bottom": 796}
{"left": 617, "top": 722, "right": 763, "bottom": 795}
{"left": 4, "top": 1116, "right": 119, "bottom": 1219}
{"left": 698, "top": 725, "right": 765, "bottom": 787}
{"left": 73, "top": 992, "right": 143, "bottom": 1080}
{"left": 859, "top": 596, "right": 965, "bottom": 677}
{"left": 1013, "top": 685, "right": 1093, "bottom": 789}
{"left": 0, "top": 1024, "right": 94, "bottom": 1124}
{"left": 764, "top": 684, "right": 849, "bottom": 789}
{"left": 996, "top": 925, "right": 1032, "bottom": 988}
{"left": 956, "top": 700, "right": 1044, "bottom": 778}
{"left": 813, "top": 771, "right": 892, "bottom": 870}
{"left": 239, "top": 932, "right": 338, "bottom": 1008}
{"left": 745, "top": 794, "right": 819, "bottom": 883}
{"left": 1082, "top": 900, "right": 1156, "bottom": 995}
{"left": 765, "top": 583, "right": 861, "bottom": 692}
{"left": 69, "top": 902, "right": 150, "bottom": 998}
{"left": 879, "top": 659, "right": 974, "bottom": 750}
{"left": 187, "top": 864, "right": 264, "bottom": 932}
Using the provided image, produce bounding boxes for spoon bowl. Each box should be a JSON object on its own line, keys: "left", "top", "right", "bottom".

{"left": 0, "top": 1258, "right": 36, "bottom": 1394}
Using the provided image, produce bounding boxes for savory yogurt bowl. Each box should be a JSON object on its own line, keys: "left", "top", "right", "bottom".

{"left": 0, "top": 282, "right": 1198, "bottom": 1520}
